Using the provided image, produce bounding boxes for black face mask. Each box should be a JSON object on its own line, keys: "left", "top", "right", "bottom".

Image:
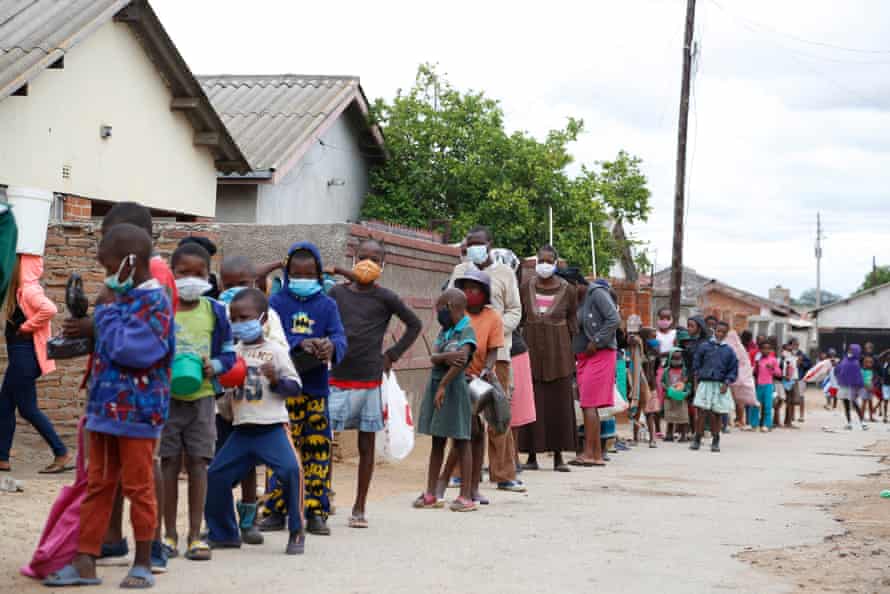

{"left": 437, "top": 307, "right": 454, "bottom": 328}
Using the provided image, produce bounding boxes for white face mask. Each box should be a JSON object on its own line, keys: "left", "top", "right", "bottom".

{"left": 535, "top": 262, "right": 556, "bottom": 279}
{"left": 466, "top": 245, "right": 488, "bottom": 266}
{"left": 176, "top": 276, "right": 212, "bottom": 302}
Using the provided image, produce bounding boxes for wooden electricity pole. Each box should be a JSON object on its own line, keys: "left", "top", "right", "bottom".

{"left": 670, "top": 0, "right": 697, "bottom": 322}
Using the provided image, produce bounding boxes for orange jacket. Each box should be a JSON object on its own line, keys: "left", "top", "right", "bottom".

{"left": 17, "top": 255, "right": 57, "bottom": 375}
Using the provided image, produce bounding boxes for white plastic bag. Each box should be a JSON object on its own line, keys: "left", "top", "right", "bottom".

{"left": 598, "top": 385, "right": 629, "bottom": 418}
{"left": 376, "top": 372, "right": 415, "bottom": 462}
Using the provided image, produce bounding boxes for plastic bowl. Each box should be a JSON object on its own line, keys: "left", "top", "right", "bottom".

{"left": 171, "top": 352, "right": 204, "bottom": 396}
{"left": 219, "top": 356, "right": 247, "bottom": 389}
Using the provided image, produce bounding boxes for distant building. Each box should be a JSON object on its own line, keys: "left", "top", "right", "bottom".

{"left": 810, "top": 282, "right": 890, "bottom": 354}
{"left": 199, "top": 75, "right": 387, "bottom": 225}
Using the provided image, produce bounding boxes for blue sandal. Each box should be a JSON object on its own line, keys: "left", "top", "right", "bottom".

{"left": 43, "top": 564, "right": 102, "bottom": 587}
{"left": 120, "top": 565, "right": 155, "bottom": 589}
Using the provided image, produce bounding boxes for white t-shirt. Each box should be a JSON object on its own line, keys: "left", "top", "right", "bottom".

{"left": 656, "top": 329, "right": 676, "bottom": 355}
{"left": 232, "top": 340, "right": 300, "bottom": 426}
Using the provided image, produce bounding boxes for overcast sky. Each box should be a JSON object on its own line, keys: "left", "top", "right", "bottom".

{"left": 154, "top": 0, "right": 890, "bottom": 298}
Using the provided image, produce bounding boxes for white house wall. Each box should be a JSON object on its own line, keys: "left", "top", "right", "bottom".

{"left": 255, "top": 114, "right": 371, "bottom": 225}
{"left": 0, "top": 21, "right": 218, "bottom": 216}
{"left": 818, "top": 287, "right": 890, "bottom": 329}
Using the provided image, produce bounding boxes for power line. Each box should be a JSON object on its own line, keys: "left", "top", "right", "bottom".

{"left": 710, "top": 0, "right": 890, "bottom": 55}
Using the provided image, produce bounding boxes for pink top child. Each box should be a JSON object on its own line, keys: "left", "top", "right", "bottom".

{"left": 756, "top": 353, "right": 781, "bottom": 386}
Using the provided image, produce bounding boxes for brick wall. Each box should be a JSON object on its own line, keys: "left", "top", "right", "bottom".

{"left": 699, "top": 290, "right": 759, "bottom": 332}
{"left": 61, "top": 195, "right": 92, "bottom": 221}
{"left": 611, "top": 279, "right": 652, "bottom": 329}
{"left": 2, "top": 221, "right": 457, "bottom": 454}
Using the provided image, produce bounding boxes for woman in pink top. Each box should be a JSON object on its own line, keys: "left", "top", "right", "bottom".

{"left": 748, "top": 339, "right": 780, "bottom": 432}
{"left": 0, "top": 255, "right": 69, "bottom": 473}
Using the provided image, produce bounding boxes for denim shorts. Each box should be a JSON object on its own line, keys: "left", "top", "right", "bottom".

{"left": 329, "top": 386, "right": 384, "bottom": 433}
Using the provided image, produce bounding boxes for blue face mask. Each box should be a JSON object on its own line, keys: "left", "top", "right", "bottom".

{"left": 219, "top": 286, "right": 246, "bottom": 304}
{"left": 105, "top": 254, "right": 135, "bottom": 294}
{"left": 288, "top": 278, "right": 322, "bottom": 298}
{"left": 231, "top": 318, "right": 263, "bottom": 343}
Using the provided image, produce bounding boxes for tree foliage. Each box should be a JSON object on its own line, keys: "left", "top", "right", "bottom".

{"left": 362, "top": 64, "right": 651, "bottom": 275}
{"left": 859, "top": 266, "right": 890, "bottom": 293}
{"left": 794, "top": 288, "right": 841, "bottom": 307}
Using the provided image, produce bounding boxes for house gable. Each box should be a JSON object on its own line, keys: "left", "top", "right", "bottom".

{"left": 0, "top": 20, "right": 220, "bottom": 215}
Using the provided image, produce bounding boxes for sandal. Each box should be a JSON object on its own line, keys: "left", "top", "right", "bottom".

{"left": 161, "top": 537, "right": 178, "bottom": 559}
{"left": 39, "top": 455, "right": 74, "bottom": 474}
{"left": 120, "top": 565, "right": 154, "bottom": 589}
{"left": 184, "top": 539, "right": 212, "bottom": 561}
{"left": 567, "top": 458, "right": 606, "bottom": 467}
{"left": 412, "top": 493, "right": 443, "bottom": 509}
{"left": 348, "top": 514, "right": 369, "bottom": 528}
{"left": 449, "top": 496, "right": 478, "bottom": 512}
{"left": 43, "top": 564, "right": 102, "bottom": 587}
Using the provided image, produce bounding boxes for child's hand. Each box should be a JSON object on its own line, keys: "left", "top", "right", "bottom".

{"left": 315, "top": 338, "right": 334, "bottom": 362}
{"left": 261, "top": 362, "right": 277, "bottom": 384}
{"left": 720, "top": 383, "right": 729, "bottom": 394}
{"left": 202, "top": 357, "right": 215, "bottom": 378}
{"left": 382, "top": 352, "right": 395, "bottom": 375}
{"left": 434, "top": 386, "right": 446, "bottom": 409}
{"left": 442, "top": 350, "right": 467, "bottom": 368}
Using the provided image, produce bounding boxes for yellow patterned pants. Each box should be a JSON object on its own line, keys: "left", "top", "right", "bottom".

{"left": 261, "top": 392, "right": 332, "bottom": 520}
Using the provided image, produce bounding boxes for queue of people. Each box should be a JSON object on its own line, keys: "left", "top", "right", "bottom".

{"left": 5, "top": 202, "right": 849, "bottom": 589}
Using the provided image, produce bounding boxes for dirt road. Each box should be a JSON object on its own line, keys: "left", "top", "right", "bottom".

{"left": 3, "top": 390, "right": 889, "bottom": 593}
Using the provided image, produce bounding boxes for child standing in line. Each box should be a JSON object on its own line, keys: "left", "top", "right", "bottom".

{"left": 822, "top": 349, "right": 839, "bottom": 410}
{"left": 655, "top": 308, "right": 677, "bottom": 358}
{"left": 329, "top": 239, "right": 422, "bottom": 528}
{"left": 161, "top": 242, "right": 235, "bottom": 562}
{"left": 690, "top": 322, "right": 738, "bottom": 452}
{"left": 861, "top": 355, "right": 879, "bottom": 423}
{"left": 662, "top": 348, "right": 690, "bottom": 442}
{"left": 437, "top": 269, "right": 504, "bottom": 506}
{"left": 43, "top": 224, "right": 173, "bottom": 589}
{"left": 215, "top": 256, "right": 288, "bottom": 546}
{"left": 750, "top": 340, "right": 780, "bottom": 432}
{"left": 415, "top": 289, "right": 477, "bottom": 512}
{"left": 835, "top": 344, "right": 868, "bottom": 431}
{"left": 260, "top": 242, "right": 346, "bottom": 536}
{"left": 779, "top": 342, "right": 800, "bottom": 429}
{"left": 205, "top": 289, "right": 305, "bottom": 555}
{"left": 877, "top": 350, "right": 890, "bottom": 423}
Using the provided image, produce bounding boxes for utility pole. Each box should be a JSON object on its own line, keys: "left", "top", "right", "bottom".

{"left": 670, "top": 0, "right": 697, "bottom": 322}
{"left": 815, "top": 212, "right": 823, "bottom": 350}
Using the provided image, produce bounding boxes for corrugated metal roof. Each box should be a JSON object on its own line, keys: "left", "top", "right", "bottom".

{"left": 198, "top": 75, "right": 365, "bottom": 171}
{"left": 0, "top": 0, "right": 130, "bottom": 99}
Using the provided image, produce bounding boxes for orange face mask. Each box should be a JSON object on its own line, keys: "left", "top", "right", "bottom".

{"left": 353, "top": 259, "right": 382, "bottom": 284}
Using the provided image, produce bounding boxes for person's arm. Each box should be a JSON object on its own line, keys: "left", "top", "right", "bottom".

{"left": 693, "top": 342, "right": 705, "bottom": 376}
{"left": 318, "top": 300, "right": 348, "bottom": 365}
{"left": 265, "top": 308, "right": 289, "bottom": 350}
{"left": 434, "top": 344, "right": 472, "bottom": 409}
{"left": 566, "top": 282, "right": 579, "bottom": 338}
{"left": 723, "top": 349, "right": 739, "bottom": 389}
{"left": 18, "top": 286, "right": 58, "bottom": 334}
{"left": 96, "top": 298, "right": 171, "bottom": 369}
{"left": 210, "top": 305, "right": 236, "bottom": 376}
{"left": 383, "top": 293, "right": 423, "bottom": 372}
{"left": 500, "top": 274, "right": 522, "bottom": 334}
{"left": 324, "top": 265, "right": 358, "bottom": 284}
{"left": 590, "top": 289, "right": 620, "bottom": 348}
{"left": 255, "top": 260, "right": 283, "bottom": 280}
{"left": 483, "top": 314, "right": 505, "bottom": 377}
{"left": 264, "top": 348, "right": 302, "bottom": 396}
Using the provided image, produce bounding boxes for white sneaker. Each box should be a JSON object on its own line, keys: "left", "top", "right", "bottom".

{"left": 861, "top": 423, "right": 869, "bottom": 431}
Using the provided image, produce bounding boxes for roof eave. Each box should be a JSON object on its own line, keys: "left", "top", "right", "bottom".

{"left": 114, "top": 1, "right": 250, "bottom": 174}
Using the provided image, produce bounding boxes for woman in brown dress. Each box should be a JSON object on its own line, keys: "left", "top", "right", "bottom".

{"left": 517, "top": 246, "right": 578, "bottom": 472}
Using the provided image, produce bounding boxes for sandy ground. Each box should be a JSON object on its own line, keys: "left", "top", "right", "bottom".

{"left": 2, "top": 388, "right": 889, "bottom": 593}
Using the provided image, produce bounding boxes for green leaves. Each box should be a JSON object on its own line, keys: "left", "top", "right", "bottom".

{"left": 363, "top": 64, "right": 652, "bottom": 276}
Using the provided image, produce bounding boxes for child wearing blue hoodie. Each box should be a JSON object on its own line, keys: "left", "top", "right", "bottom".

{"left": 260, "top": 242, "right": 346, "bottom": 537}
{"left": 44, "top": 224, "right": 174, "bottom": 589}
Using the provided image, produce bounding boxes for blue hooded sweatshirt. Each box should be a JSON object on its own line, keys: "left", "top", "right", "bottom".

{"left": 269, "top": 241, "right": 347, "bottom": 396}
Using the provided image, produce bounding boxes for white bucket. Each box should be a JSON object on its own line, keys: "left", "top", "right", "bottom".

{"left": 6, "top": 186, "right": 53, "bottom": 255}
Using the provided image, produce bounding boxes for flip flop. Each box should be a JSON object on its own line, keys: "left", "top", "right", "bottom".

{"left": 39, "top": 460, "right": 74, "bottom": 474}
{"left": 348, "top": 515, "right": 369, "bottom": 528}
{"left": 567, "top": 458, "right": 606, "bottom": 467}
{"left": 184, "top": 539, "right": 212, "bottom": 561}
{"left": 43, "top": 564, "right": 102, "bottom": 587}
{"left": 120, "top": 565, "right": 154, "bottom": 589}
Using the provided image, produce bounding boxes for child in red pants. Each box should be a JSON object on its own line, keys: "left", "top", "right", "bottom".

{"left": 44, "top": 223, "right": 174, "bottom": 589}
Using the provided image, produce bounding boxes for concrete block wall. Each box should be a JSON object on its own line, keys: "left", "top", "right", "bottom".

{"left": 699, "top": 291, "right": 759, "bottom": 332}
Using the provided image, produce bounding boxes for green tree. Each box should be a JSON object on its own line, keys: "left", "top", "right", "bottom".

{"left": 795, "top": 288, "right": 841, "bottom": 307}
{"left": 363, "top": 64, "right": 651, "bottom": 275}
{"left": 858, "top": 266, "right": 890, "bottom": 292}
